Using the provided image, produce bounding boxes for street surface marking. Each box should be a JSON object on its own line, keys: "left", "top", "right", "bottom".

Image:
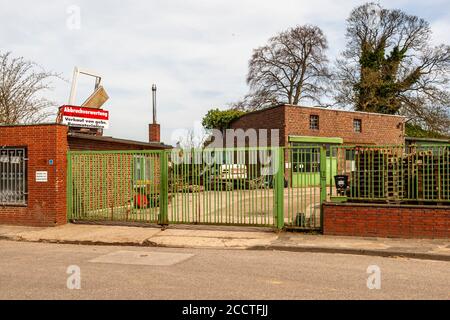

{"left": 89, "top": 250, "right": 194, "bottom": 266}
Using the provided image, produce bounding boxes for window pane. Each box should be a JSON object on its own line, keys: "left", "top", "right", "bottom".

{"left": 353, "top": 119, "right": 361, "bottom": 133}
{"left": 310, "top": 115, "right": 319, "bottom": 130}
{"left": 0, "top": 147, "right": 27, "bottom": 205}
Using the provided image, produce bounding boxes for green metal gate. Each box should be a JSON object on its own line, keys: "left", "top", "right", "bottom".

{"left": 167, "top": 148, "right": 282, "bottom": 227}
{"left": 284, "top": 146, "right": 327, "bottom": 230}
{"left": 67, "top": 150, "right": 167, "bottom": 224}
{"left": 67, "top": 146, "right": 326, "bottom": 229}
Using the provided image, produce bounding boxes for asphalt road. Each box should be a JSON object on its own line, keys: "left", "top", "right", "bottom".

{"left": 0, "top": 240, "right": 448, "bottom": 300}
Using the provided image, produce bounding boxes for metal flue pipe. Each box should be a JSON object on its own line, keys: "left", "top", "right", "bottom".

{"left": 152, "top": 84, "right": 157, "bottom": 124}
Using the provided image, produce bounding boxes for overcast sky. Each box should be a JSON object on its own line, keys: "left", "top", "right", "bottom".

{"left": 1, "top": 0, "right": 449, "bottom": 145}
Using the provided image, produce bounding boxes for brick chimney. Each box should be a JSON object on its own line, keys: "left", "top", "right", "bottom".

{"left": 149, "top": 123, "right": 160, "bottom": 142}
{"left": 149, "top": 84, "right": 160, "bottom": 142}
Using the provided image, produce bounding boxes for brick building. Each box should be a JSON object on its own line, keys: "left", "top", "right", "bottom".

{"left": 0, "top": 123, "right": 170, "bottom": 227}
{"left": 229, "top": 104, "right": 405, "bottom": 147}
{"left": 223, "top": 104, "right": 406, "bottom": 188}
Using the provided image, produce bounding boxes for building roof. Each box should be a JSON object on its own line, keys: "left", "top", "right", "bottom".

{"left": 231, "top": 104, "right": 406, "bottom": 124}
{"left": 68, "top": 132, "right": 172, "bottom": 149}
{"left": 405, "top": 136, "right": 450, "bottom": 143}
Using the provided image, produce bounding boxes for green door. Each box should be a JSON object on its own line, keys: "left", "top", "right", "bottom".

{"left": 288, "top": 136, "right": 343, "bottom": 187}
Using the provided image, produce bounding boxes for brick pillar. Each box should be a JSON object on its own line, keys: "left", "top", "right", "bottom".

{"left": 149, "top": 123, "right": 160, "bottom": 142}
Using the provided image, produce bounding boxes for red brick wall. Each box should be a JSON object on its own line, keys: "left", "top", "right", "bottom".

{"left": 323, "top": 203, "right": 450, "bottom": 239}
{"left": 284, "top": 105, "right": 404, "bottom": 145}
{"left": 229, "top": 106, "right": 285, "bottom": 147}
{"left": 230, "top": 105, "right": 405, "bottom": 146}
{"left": 0, "top": 124, "right": 68, "bottom": 227}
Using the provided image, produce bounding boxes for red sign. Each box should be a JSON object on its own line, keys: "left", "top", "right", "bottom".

{"left": 59, "top": 105, "right": 109, "bottom": 129}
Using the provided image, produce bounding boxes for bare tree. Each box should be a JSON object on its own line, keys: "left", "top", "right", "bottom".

{"left": 233, "top": 25, "right": 330, "bottom": 111}
{"left": 334, "top": 2, "right": 450, "bottom": 134}
{"left": 176, "top": 128, "right": 210, "bottom": 150}
{"left": 0, "top": 51, "right": 60, "bottom": 124}
{"left": 229, "top": 90, "right": 279, "bottom": 111}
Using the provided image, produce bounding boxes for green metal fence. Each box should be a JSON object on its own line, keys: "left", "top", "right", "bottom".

{"left": 67, "top": 146, "right": 327, "bottom": 229}
{"left": 329, "top": 144, "right": 450, "bottom": 203}
{"left": 67, "top": 144, "right": 449, "bottom": 229}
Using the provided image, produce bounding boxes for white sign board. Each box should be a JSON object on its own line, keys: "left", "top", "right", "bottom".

{"left": 36, "top": 171, "right": 48, "bottom": 182}
{"left": 59, "top": 105, "right": 109, "bottom": 129}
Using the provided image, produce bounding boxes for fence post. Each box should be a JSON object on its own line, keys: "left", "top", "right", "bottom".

{"left": 159, "top": 151, "right": 169, "bottom": 225}
{"left": 275, "top": 147, "right": 285, "bottom": 230}
{"left": 320, "top": 145, "right": 327, "bottom": 231}
{"left": 66, "top": 152, "right": 73, "bottom": 221}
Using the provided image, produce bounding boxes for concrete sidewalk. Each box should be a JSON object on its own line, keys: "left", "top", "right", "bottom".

{"left": 1, "top": 223, "right": 449, "bottom": 261}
